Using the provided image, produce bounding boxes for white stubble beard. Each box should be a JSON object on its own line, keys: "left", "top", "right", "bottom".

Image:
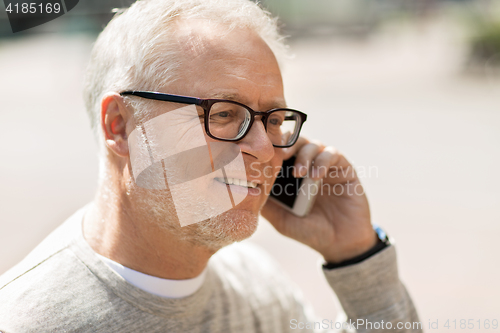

{"left": 125, "top": 176, "right": 259, "bottom": 251}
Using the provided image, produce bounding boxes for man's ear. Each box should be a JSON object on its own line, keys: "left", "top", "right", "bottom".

{"left": 101, "top": 93, "right": 130, "bottom": 157}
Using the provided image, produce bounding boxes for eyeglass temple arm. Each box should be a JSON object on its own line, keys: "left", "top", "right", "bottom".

{"left": 120, "top": 91, "right": 202, "bottom": 106}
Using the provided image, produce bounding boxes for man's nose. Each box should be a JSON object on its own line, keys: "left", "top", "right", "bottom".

{"left": 238, "top": 118, "right": 275, "bottom": 162}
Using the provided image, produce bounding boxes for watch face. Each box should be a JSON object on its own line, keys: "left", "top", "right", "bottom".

{"left": 373, "top": 224, "right": 389, "bottom": 243}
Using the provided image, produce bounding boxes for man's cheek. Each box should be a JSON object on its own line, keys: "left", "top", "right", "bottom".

{"left": 261, "top": 167, "right": 278, "bottom": 196}
{"left": 260, "top": 156, "right": 284, "bottom": 197}
{"left": 249, "top": 161, "right": 261, "bottom": 178}
{"left": 267, "top": 163, "right": 282, "bottom": 185}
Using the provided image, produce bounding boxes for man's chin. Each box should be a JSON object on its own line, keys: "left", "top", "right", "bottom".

{"left": 186, "top": 209, "right": 259, "bottom": 250}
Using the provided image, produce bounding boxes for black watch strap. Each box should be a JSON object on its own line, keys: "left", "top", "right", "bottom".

{"left": 323, "top": 224, "right": 390, "bottom": 270}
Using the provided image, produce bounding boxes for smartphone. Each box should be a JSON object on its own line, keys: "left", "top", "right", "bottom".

{"left": 269, "top": 156, "right": 320, "bottom": 217}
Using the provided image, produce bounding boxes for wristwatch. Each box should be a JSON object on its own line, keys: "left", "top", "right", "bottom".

{"left": 323, "top": 223, "right": 391, "bottom": 270}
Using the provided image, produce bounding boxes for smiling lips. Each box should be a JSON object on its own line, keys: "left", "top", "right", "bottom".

{"left": 215, "top": 177, "right": 259, "bottom": 189}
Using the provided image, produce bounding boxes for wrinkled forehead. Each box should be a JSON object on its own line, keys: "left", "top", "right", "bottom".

{"left": 174, "top": 19, "right": 268, "bottom": 61}
{"left": 171, "top": 19, "right": 283, "bottom": 91}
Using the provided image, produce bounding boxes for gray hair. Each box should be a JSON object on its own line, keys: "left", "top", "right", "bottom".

{"left": 82, "top": 0, "right": 287, "bottom": 148}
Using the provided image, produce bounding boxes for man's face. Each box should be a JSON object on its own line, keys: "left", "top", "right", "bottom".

{"left": 126, "top": 20, "right": 285, "bottom": 248}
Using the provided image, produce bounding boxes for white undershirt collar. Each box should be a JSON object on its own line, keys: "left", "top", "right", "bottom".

{"left": 96, "top": 254, "right": 207, "bottom": 299}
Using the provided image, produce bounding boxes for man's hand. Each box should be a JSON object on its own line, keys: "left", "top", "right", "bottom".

{"left": 261, "top": 137, "right": 378, "bottom": 264}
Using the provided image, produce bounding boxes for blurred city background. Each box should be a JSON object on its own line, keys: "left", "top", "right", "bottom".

{"left": 1, "top": 0, "right": 499, "bottom": 331}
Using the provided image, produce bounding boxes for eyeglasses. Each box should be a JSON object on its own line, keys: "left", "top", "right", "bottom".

{"left": 120, "top": 91, "right": 307, "bottom": 148}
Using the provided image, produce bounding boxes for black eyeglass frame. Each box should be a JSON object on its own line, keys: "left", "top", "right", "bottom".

{"left": 120, "top": 90, "right": 307, "bottom": 148}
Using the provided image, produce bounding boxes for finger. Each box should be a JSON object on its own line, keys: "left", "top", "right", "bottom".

{"left": 281, "top": 136, "right": 309, "bottom": 161}
{"left": 294, "top": 141, "right": 325, "bottom": 177}
{"left": 261, "top": 197, "right": 305, "bottom": 238}
{"left": 311, "top": 146, "right": 340, "bottom": 180}
{"left": 324, "top": 152, "right": 359, "bottom": 184}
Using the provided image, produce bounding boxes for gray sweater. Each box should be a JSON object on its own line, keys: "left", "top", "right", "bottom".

{"left": 0, "top": 207, "right": 421, "bottom": 332}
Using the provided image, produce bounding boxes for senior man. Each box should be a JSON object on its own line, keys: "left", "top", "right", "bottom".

{"left": 0, "top": 0, "right": 421, "bottom": 332}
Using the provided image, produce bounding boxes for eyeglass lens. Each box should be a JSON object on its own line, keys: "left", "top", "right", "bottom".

{"left": 205, "top": 101, "right": 300, "bottom": 147}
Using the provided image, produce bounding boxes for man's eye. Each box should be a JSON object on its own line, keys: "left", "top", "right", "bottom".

{"left": 210, "top": 111, "right": 234, "bottom": 121}
{"left": 214, "top": 111, "right": 230, "bottom": 118}
{"left": 268, "top": 117, "right": 283, "bottom": 126}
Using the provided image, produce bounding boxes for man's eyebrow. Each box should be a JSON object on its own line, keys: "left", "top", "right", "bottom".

{"left": 208, "top": 93, "right": 287, "bottom": 109}
{"left": 208, "top": 92, "right": 240, "bottom": 101}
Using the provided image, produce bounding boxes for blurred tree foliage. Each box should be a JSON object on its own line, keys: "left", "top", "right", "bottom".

{"left": 469, "top": 20, "right": 500, "bottom": 65}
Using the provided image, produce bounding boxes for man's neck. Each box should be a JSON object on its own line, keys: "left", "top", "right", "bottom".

{"left": 82, "top": 196, "right": 215, "bottom": 280}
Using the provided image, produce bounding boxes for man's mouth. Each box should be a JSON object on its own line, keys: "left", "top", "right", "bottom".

{"left": 215, "top": 177, "right": 259, "bottom": 189}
